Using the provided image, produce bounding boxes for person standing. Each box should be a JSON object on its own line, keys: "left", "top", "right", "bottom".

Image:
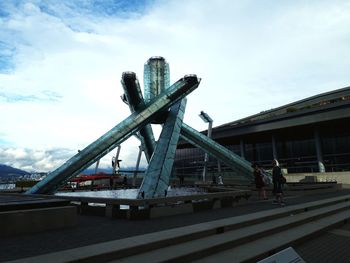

{"left": 272, "top": 159, "right": 285, "bottom": 206}
{"left": 218, "top": 175, "right": 224, "bottom": 185}
{"left": 123, "top": 175, "right": 128, "bottom": 188}
{"left": 179, "top": 174, "right": 184, "bottom": 185}
{"left": 109, "top": 176, "right": 114, "bottom": 189}
{"left": 252, "top": 163, "right": 267, "bottom": 200}
{"left": 212, "top": 174, "right": 217, "bottom": 185}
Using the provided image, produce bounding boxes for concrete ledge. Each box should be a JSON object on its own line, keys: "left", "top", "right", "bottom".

{"left": 127, "top": 207, "right": 150, "bottom": 220}
{"left": 79, "top": 202, "right": 105, "bottom": 216}
{"left": 0, "top": 206, "right": 77, "bottom": 237}
{"left": 0, "top": 193, "right": 71, "bottom": 212}
{"left": 150, "top": 203, "right": 193, "bottom": 218}
{"left": 212, "top": 199, "right": 221, "bottom": 209}
{"left": 285, "top": 171, "right": 350, "bottom": 184}
{"left": 105, "top": 204, "right": 120, "bottom": 218}
{"left": 108, "top": 206, "right": 128, "bottom": 219}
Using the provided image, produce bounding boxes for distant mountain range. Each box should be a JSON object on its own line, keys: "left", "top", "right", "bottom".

{"left": 0, "top": 164, "right": 30, "bottom": 179}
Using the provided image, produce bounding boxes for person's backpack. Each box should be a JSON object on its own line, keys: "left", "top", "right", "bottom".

{"left": 261, "top": 169, "right": 272, "bottom": 185}
{"left": 279, "top": 169, "right": 287, "bottom": 184}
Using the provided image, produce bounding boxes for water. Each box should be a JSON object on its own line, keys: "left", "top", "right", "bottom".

{"left": 56, "top": 187, "right": 207, "bottom": 199}
{"left": 0, "top": 183, "right": 15, "bottom": 190}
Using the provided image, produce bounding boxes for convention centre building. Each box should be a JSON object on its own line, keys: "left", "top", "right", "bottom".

{"left": 174, "top": 86, "right": 350, "bottom": 179}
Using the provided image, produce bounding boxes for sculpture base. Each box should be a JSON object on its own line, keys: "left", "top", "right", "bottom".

{"left": 56, "top": 188, "right": 251, "bottom": 220}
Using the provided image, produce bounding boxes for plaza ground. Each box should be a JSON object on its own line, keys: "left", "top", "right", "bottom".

{"left": 1, "top": 188, "right": 350, "bottom": 262}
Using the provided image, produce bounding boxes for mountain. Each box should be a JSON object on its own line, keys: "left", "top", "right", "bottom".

{"left": 0, "top": 164, "right": 30, "bottom": 178}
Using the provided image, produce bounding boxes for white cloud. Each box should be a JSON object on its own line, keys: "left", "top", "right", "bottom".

{"left": 0, "top": 144, "right": 147, "bottom": 172}
{"left": 1, "top": 0, "right": 350, "bottom": 171}
{"left": 0, "top": 146, "right": 72, "bottom": 172}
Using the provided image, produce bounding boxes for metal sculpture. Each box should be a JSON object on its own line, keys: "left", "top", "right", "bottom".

{"left": 27, "top": 56, "right": 253, "bottom": 197}
{"left": 26, "top": 73, "right": 199, "bottom": 194}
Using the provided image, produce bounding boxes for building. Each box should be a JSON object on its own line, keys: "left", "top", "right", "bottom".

{"left": 174, "top": 86, "right": 350, "bottom": 179}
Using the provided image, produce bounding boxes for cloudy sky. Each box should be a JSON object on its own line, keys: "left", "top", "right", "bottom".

{"left": 1, "top": 0, "right": 350, "bottom": 172}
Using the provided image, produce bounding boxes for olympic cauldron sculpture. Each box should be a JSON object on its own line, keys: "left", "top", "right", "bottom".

{"left": 26, "top": 57, "right": 253, "bottom": 198}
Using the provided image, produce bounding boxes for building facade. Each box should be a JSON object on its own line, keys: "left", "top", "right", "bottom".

{"left": 174, "top": 87, "right": 350, "bottom": 179}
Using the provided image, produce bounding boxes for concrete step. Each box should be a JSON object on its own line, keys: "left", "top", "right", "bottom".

{"left": 8, "top": 194, "right": 350, "bottom": 263}
{"left": 198, "top": 209, "right": 350, "bottom": 263}
{"left": 112, "top": 201, "right": 350, "bottom": 262}
{"left": 0, "top": 193, "right": 71, "bottom": 212}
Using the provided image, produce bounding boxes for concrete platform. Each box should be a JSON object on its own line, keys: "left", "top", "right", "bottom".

{"left": 1, "top": 189, "right": 350, "bottom": 262}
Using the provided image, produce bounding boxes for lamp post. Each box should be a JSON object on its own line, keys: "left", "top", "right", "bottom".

{"left": 112, "top": 145, "right": 121, "bottom": 175}
{"left": 199, "top": 111, "right": 213, "bottom": 182}
{"left": 133, "top": 145, "right": 143, "bottom": 186}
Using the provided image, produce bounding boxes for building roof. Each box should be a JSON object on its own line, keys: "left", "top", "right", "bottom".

{"left": 177, "top": 86, "right": 350, "bottom": 148}
{"left": 210, "top": 86, "right": 350, "bottom": 139}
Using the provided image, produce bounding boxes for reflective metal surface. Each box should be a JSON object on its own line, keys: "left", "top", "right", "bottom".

{"left": 56, "top": 187, "right": 207, "bottom": 200}
{"left": 144, "top": 56, "right": 171, "bottom": 124}
{"left": 121, "top": 72, "right": 156, "bottom": 162}
{"left": 139, "top": 99, "right": 187, "bottom": 198}
{"left": 180, "top": 123, "right": 254, "bottom": 181}
{"left": 27, "top": 55, "right": 253, "bottom": 199}
{"left": 26, "top": 76, "right": 200, "bottom": 194}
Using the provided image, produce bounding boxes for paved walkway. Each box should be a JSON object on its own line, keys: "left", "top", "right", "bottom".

{"left": 1, "top": 189, "right": 350, "bottom": 262}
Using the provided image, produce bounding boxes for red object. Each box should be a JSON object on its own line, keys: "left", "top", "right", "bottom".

{"left": 70, "top": 173, "right": 117, "bottom": 183}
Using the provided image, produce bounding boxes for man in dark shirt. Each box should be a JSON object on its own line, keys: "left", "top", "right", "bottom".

{"left": 272, "top": 159, "right": 285, "bottom": 206}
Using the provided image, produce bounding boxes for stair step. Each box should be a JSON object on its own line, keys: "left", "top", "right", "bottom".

{"left": 9, "top": 195, "right": 350, "bottom": 263}
{"left": 112, "top": 201, "right": 350, "bottom": 262}
{"left": 198, "top": 209, "right": 350, "bottom": 263}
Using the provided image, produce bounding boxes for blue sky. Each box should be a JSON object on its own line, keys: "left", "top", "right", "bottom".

{"left": 1, "top": 0, "right": 350, "bottom": 172}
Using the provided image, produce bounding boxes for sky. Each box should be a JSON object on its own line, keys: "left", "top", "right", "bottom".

{"left": 1, "top": 0, "right": 350, "bottom": 173}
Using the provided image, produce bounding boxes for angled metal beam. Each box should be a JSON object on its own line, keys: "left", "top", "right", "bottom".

{"left": 138, "top": 99, "right": 187, "bottom": 198}
{"left": 121, "top": 72, "right": 156, "bottom": 162}
{"left": 26, "top": 75, "right": 200, "bottom": 194}
{"left": 180, "top": 123, "right": 254, "bottom": 181}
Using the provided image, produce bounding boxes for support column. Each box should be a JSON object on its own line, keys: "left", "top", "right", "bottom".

{"left": 138, "top": 99, "right": 187, "bottom": 198}
{"left": 240, "top": 139, "right": 245, "bottom": 159}
{"left": 314, "top": 128, "right": 325, "bottom": 173}
{"left": 133, "top": 145, "right": 143, "bottom": 186}
{"left": 180, "top": 124, "right": 253, "bottom": 181}
{"left": 271, "top": 134, "right": 278, "bottom": 160}
{"left": 112, "top": 145, "right": 121, "bottom": 174}
{"left": 105, "top": 204, "right": 120, "bottom": 218}
{"left": 203, "top": 121, "right": 213, "bottom": 182}
{"left": 94, "top": 160, "right": 100, "bottom": 174}
{"left": 217, "top": 160, "right": 221, "bottom": 172}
